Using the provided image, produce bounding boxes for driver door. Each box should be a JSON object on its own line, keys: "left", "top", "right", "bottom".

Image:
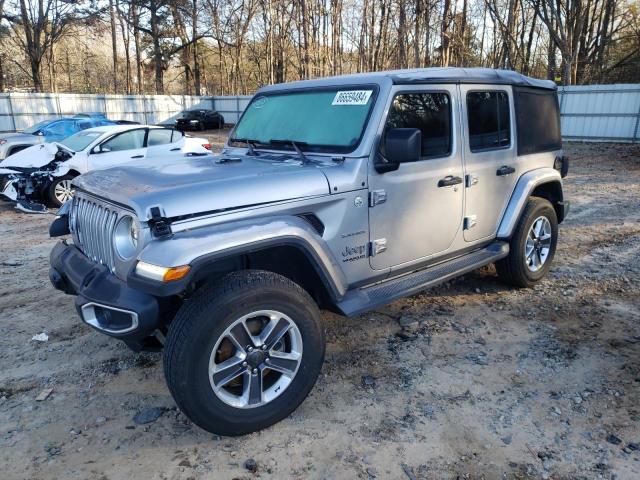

{"left": 368, "top": 85, "right": 464, "bottom": 270}
{"left": 89, "top": 128, "right": 147, "bottom": 169}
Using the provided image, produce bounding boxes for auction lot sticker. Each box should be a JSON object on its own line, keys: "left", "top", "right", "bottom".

{"left": 332, "top": 90, "right": 373, "bottom": 105}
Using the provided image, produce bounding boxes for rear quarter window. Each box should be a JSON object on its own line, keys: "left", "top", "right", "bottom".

{"left": 514, "top": 88, "right": 562, "bottom": 155}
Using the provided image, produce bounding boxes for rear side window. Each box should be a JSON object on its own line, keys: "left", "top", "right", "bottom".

{"left": 514, "top": 88, "right": 562, "bottom": 155}
{"left": 467, "top": 91, "right": 510, "bottom": 151}
{"left": 101, "top": 129, "right": 145, "bottom": 152}
{"left": 147, "top": 128, "right": 174, "bottom": 146}
{"left": 385, "top": 92, "right": 451, "bottom": 159}
{"left": 171, "top": 130, "right": 184, "bottom": 142}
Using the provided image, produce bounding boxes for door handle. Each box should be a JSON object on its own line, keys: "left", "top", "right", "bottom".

{"left": 170, "top": 147, "right": 180, "bottom": 151}
{"left": 497, "top": 165, "right": 515, "bottom": 176}
{"left": 130, "top": 155, "right": 144, "bottom": 159}
{"left": 438, "top": 175, "right": 463, "bottom": 187}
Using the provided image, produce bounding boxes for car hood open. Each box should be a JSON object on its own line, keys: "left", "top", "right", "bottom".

{"left": 74, "top": 153, "right": 332, "bottom": 220}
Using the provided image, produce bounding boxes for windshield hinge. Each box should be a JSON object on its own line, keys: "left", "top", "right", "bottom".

{"left": 149, "top": 206, "right": 172, "bottom": 238}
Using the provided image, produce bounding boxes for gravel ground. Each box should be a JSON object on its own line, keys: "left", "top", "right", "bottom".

{"left": 0, "top": 137, "right": 639, "bottom": 479}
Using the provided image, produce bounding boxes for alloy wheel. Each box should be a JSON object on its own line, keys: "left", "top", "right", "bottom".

{"left": 525, "top": 216, "right": 552, "bottom": 272}
{"left": 208, "top": 310, "right": 303, "bottom": 409}
{"left": 54, "top": 179, "right": 75, "bottom": 204}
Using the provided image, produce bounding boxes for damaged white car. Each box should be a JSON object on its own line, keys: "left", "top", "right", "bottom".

{"left": 0, "top": 125, "right": 211, "bottom": 212}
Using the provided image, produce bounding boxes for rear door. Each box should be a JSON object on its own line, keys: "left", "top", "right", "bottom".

{"left": 460, "top": 85, "right": 517, "bottom": 242}
{"left": 368, "top": 85, "right": 464, "bottom": 270}
{"left": 145, "top": 128, "right": 184, "bottom": 156}
{"left": 88, "top": 128, "right": 147, "bottom": 170}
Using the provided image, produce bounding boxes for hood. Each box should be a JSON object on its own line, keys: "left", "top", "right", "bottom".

{"left": 74, "top": 153, "right": 331, "bottom": 219}
{"left": 0, "top": 132, "right": 40, "bottom": 143}
{"left": 0, "top": 143, "right": 60, "bottom": 168}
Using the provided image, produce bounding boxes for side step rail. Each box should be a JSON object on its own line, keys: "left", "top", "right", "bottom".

{"left": 336, "top": 241, "right": 509, "bottom": 317}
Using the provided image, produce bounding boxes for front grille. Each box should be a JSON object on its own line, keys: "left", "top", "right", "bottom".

{"left": 73, "top": 194, "right": 119, "bottom": 273}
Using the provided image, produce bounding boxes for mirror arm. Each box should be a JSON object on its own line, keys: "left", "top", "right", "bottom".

{"left": 373, "top": 151, "right": 400, "bottom": 174}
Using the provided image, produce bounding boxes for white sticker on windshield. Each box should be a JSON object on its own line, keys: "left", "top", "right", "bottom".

{"left": 332, "top": 90, "right": 373, "bottom": 106}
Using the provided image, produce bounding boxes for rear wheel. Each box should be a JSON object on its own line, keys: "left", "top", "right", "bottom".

{"left": 496, "top": 197, "right": 558, "bottom": 288}
{"left": 46, "top": 174, "right": 76, "bottom": 207}
{"left": 163, "top": 270, "right": 325, "bottom": 436}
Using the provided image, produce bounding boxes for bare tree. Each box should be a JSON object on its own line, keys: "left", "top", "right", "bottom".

{"left": 5, "top": 0, "right": 78, "bottom": 91}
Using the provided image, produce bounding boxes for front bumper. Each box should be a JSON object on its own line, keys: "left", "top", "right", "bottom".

{"left": 49, "top": 241, "right": 162, "bottom": 349}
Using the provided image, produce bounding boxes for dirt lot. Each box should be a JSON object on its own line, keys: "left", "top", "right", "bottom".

{"left": 0, "top": 138, "right": 639, "bottom": 479}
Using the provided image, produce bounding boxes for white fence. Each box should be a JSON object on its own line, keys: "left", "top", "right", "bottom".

{"left": 1, "top": 85, "right": 639, "bottom": 142}
{"left": 0, "top": 93, "right": 211, "bottom": 131}
{"left": 210, "top": 96, "right": 253, "bottom": 124}
{"left": 558, "top": 84, "right": 640, "bottom": 142}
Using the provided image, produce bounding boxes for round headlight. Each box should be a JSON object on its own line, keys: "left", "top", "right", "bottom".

{"left": 113, "top": 215, "right": 139, "bottom": 260}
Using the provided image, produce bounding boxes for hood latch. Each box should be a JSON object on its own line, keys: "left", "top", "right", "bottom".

{"left": 149, "top": 206, "right": 172, "bottom": 238}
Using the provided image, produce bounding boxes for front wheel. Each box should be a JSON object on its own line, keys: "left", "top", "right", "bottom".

{"left": 163, "top": 270, "right": 325, "bottom": 436}
{"left": 496, "top": 197, "right": 558, "bottom": 288}
{"left": 46, "top": 174, "right": 76, "bottom": 207}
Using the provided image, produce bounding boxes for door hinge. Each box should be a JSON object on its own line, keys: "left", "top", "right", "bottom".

{"left": 369, "top": 189, "right": 387, "bottom": 207}
{"left": 465, "top": 174, "right": 479, "bottom": 188}
{"left": 369, "top": 238, "right": 387, "bottom": 256}
{"left": 464, "top": 215, "right": 477, "bottom": 230}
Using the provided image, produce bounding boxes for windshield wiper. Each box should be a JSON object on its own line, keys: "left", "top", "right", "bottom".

{"left": 230, "top": 137, "right": 262, "bottom": 156}
{"left": 268, "top": 139, "right": 311, "bottom": 164}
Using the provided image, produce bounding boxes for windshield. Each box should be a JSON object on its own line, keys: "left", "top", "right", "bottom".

{"left": 59, "top": 131, "right": 102, "bottom": 152}
{"left": 23, "top": 120, "right": 51, "bottom": 135}
{"left": 230, "top": 88, "right": 376, "bottom": 152}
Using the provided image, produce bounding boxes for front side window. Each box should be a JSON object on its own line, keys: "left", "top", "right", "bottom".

{"left": 467, "top": 91, "right": 511, "bottom": 151}
{"left": 384, "top": 92, "right": 451, "bottom": 159}
{"left": 230, "top": 88, "right": 376, "bottom": 152}
{"left": 147, "top": 128, "right": 174, "bottom": 146}
{"left": 101, "top": 129, "right": 145, "bottom": 152}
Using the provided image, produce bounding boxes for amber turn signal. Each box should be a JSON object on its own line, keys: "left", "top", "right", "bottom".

{"left": 135, "top": 261, "right": 191, "bottom": 282}
{"left": 162, "top": 265, "right": 191, "bottom": 282}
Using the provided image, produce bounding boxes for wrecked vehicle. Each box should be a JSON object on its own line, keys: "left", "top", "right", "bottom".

{"left": 49, "top": 68, "right": 569, "bottom": 436}
{"left": 0, "top": 115, "right": 119, "bottom": 161}
{"left": 1, "top": 125, "right": 211, "bottom": 212}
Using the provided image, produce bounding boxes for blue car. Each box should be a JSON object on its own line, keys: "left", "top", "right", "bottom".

{"left": 0, "top": 116, "right": 119, "bottom": 161}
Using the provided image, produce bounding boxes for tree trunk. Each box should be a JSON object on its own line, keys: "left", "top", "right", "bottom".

{"left": 192, "top": 0, "right": 201, "bottom": 95}
{"left": 150, "top": 4, "right": 164, "bottom": 94}
{"left": 441, "top": 0, "right": 451, "bottom": 67}
{"left": 132, "top": 3, "right": 143, "bottom": 94}
{"left": 108, "top": 0, "right": 118, "bottom": 93}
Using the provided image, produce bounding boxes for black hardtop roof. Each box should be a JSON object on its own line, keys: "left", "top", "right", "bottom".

{"left": 259, "top": 67, "right": 557, "bottom": 93}
{"left": 387, "top": 67, "right": 556, "bottom": 89}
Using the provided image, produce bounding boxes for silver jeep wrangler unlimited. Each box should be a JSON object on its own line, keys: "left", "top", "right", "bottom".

{"left": 49, "top": 68, "right": 569, "bottom": 435}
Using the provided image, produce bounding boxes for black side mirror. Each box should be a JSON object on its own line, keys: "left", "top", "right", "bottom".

{"left": 375, "top": 128, "right": 422, "bottom": 173}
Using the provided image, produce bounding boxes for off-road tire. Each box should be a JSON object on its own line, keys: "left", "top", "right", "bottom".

{"left": 496, "top": 197, "right": 558, "bottom": 288}
{"left": 46, "top": 174, "right": 76, "bottom": 207}
{"left": 163, "top": 270, "right": 325, "bottom": 436}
